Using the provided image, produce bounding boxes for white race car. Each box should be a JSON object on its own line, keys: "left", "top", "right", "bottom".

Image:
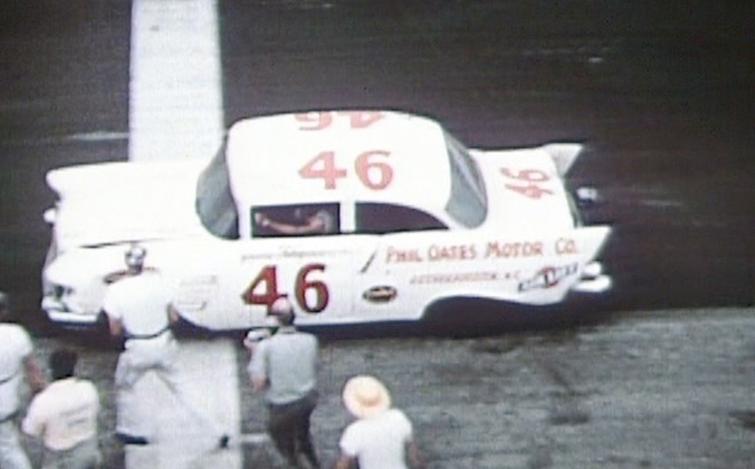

{"left": 41, "top": 110, "right": 611, "bottom": 330}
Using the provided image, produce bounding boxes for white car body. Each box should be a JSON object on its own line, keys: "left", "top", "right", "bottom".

{"left": 41, "top": 110, "right": 611, "bottom": 330}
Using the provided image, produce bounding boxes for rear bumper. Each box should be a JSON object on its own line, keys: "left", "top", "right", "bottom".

{"left": 572, "top": 261, "right": 612, "bottom": 293}
{"left": 573, "top": 275, "right": 612, "bottom": 293}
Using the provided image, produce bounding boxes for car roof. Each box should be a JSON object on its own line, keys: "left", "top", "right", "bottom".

{"left": 226, "top": 110, "right": 452, "bottom": 213}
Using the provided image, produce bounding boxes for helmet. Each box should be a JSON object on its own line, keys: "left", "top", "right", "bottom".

{"left": 125, "top": 245, "right": 147, "bottom": 269}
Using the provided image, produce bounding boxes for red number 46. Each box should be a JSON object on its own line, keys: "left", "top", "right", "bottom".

{"left": 241, "top": 264, "right": 329, "bottom": 314}
{"left": 501, "top": 168, "right": 553, "bottom": 199}
{"left": 299, "top": 150, "right": 393, "bottom": 190}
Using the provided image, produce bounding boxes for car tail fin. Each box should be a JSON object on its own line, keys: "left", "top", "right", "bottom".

{"left": 542, "top": 143, "right": 584, "bottom": 176}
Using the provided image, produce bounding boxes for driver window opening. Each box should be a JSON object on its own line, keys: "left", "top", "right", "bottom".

{"left": 252, "top": 203, "right": 340, "bottom": 238}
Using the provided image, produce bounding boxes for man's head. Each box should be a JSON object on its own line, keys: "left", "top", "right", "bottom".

{"left": 270, "top": 297, "right": 295, "bottom": 326}
{"left": 49, "top": 348, "right": 78, "bottom": 381}
{"left": 342, "top": 375, "right": 392, "bottom": 419}
{"left": 124, "top": 244, "right": 147, "bottom": 273}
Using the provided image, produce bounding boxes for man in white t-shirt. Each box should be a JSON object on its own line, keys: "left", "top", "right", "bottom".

{"left": 336, "top": 375, "right": 424, "bottom": 469}
{"left": 0, "top": 292, "right": 46, "bottom": 469}
{"left": 23, "top": 348, "right": 101, "bottom": 469}
{"left": 102, "top": 245, "right": 228, "bottom": 448}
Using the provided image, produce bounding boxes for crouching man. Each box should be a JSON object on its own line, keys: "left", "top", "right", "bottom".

{"left": 23, "top": 349, "right": 102, "bottom": 469}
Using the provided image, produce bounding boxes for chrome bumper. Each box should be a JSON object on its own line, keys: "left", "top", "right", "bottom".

{"left": 41, "top": 296, "right": 100, "bottom": 325}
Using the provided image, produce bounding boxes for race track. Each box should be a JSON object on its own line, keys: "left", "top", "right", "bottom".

{"left": 0, "top": 1, "right": 752, "bottom": 467}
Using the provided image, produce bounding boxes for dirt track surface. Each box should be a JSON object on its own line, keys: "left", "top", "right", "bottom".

{"left": 18, "top": 307, "right": 753, "bottom": 468}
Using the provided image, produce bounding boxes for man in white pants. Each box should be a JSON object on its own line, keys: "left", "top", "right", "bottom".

{"left": 102, "top": 245, "right": 228, "bottom": 448}
{"left": 0, "top": 292, "right": 46, "bottom": 469}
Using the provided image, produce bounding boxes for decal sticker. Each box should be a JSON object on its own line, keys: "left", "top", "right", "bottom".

{"left": 501, "top": 167, "right": 553, "bottom": 199}
{"left": 409, "top": 271, "right": 503, "bottom": 284}
{"left": 299, "top": 150, "right": 393, "bottom": 190}
{"left": 427, "top": 244, "right": 477, "bottom": 261}
{"left": 483, "top": 241, "right": 543, "bottom": 258}
{"left": 294, "top": 111, "right": 384, "bottom": 131}
{"left": 362, "top": 285, "right": 398, "bottom": 303}
{"left": 387, "top": 241, "right": 548, "bottom": 264}
{"left": 555, "top": 238, "right": 578, "bottom": 255}
{"left": 517, "top": 264, "right": 579, "bottom": 292}
{"left": 386, "top": 247, "right": 423, "bottom": 264}
{"left": 241, "top": 263, "right": 329, "bottom": 314}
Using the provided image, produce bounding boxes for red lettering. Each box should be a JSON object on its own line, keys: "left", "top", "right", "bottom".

{"left": 295, "top": 112, "right": 332, "bottom": 131}
{"left": 299, "top": 151, "right": 347, "bottom": 189}
{"left": 295, "top": 264, "right": 329, "bottom": 313}
{"left": 355, "top": 150, "right": 392, "bottom": 190}
{"left": 241, "top": 265, "right": 282, "bottom": 308}
{"left": 242, "top": 264, "right": 329, "bottom": 314}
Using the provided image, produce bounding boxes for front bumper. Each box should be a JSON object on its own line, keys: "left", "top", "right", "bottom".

{"left": 41, "top": 295, "right": 101, "bottom": 326}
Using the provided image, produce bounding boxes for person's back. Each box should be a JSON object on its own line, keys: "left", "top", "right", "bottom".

{"left": 23, "top": 378, "right": 99, "bottom": 451}
{"left": 340, "top": 408, "right": 413, "bottom": 469}
{"left": 23, "top": 348, "right": 102, "bottom": 469}
{"left": 103, "top": 271, "right": 172, "bottom": 338}
{"left": 0, "top": 324, "right": 33, "bottom": 416}
{"left": 337, "top": 375, "right": 423, "bottom": 469}
{"left": 263, "top": 330, "right": 318, "bottom": 404}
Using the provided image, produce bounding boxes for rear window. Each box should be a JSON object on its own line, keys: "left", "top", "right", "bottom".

{"left": 444, "top": 131, "right": 487, "bottom": 228}
{"left": 196, "top": 142, "right": 239, "bottom": 239}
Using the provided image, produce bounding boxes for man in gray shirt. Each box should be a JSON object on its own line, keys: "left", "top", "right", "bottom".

{"left": 248, "top": 297, "right": 320, "bottom": 468}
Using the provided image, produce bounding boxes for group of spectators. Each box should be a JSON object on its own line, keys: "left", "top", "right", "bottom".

{"left": 1, "top": 245, "right": 424, "bottom": 469}
{"left": 0, "top": 293, "right": 101, "bottom": 469}
{"left": 245, "top": 297, "right": 424, "bottom": 469}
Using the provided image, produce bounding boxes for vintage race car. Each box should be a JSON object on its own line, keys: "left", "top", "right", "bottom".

{"left": 41, "top": 110, "right": 611, "bottom": 330}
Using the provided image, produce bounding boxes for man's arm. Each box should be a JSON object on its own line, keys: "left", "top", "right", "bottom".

{"left": 167, "top": 303, "right": 180, "bottom": 324}
{"left": 108, "top": 315, "right": 124, "bottom": 337}
{"left": 21, "top": 399, "right": 44, "bottom": 438}
{"left": 335, "top": 453, "right": 356, "bottom": 469}
{"left": 256, "top": 213, "right": 323, "bottom": 235}
{"left": 23, "top": 355, "right": 46, "bottom": 394}
{"left": 248, "top": 341, "right": 269, "bottom": 392}
{"left": 406, "top": 439, "right": 425, "bottom": 468}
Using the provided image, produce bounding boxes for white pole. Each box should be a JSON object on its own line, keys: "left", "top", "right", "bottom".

{"left": 129, "top": 0, "right": 224, "bottom": 161}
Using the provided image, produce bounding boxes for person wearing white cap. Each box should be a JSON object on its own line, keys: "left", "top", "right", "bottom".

{"left": 0, "top": 291, "right": 46, "bottom": 469}
{"left": 336, "top": 375, "right": 424, "bottom": 469}
{"left": 102, "top": 245, "right": 228, "bottom": 448}
{"left": 248, "top": 296, "right": 320, "bottom": 468}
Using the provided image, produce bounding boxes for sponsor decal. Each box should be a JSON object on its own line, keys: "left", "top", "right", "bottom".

{"left": 555, "top": 238, "right": 578, "bottom": 255}
{"left": 410, "top": 271, "right": 505, "bottom": 285}
{"left": 362, "top": 285, "right": 398, "bottom": 303}
{"left": 386, "top": 247, "right": 423, "bottom": 263}
{"left": 484, "top": 241, "right": 543, "bottom": 258}
{"left": 388, "top": 241, "right": 547, "bottom": 264}
{"left": 427, "top": 244, "right": 477, "bottom": 261}
{"left": 517, "top": 263, "right": 579, "bottom": 292}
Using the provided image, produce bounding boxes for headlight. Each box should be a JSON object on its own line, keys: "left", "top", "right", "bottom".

{"left": 52, "top": 285, "right": 75, "bottom": 298}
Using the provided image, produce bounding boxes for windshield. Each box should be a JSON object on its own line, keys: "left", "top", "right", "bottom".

{"left": 444, "top": 131, "right": 487, "bottom": 227}
{"left": 196, "top": 142, "right": 239, "bottom": 239}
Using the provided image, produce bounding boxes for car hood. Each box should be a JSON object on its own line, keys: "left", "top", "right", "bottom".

{"left": 46, "top": 160, "right": 209, "bottom": 252}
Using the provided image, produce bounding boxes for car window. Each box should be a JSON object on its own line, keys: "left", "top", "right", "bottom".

{"left": 196, "top": 141, "right": 240, "bottom": 239}
{"left": 355, "top": 202, "right": 447, "bottom": 234}
{"left": 444, "top": 131, "right": 487, "bottom": 228}
{"left": 252, "top": 203, "right": 340, "bottom": 238}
